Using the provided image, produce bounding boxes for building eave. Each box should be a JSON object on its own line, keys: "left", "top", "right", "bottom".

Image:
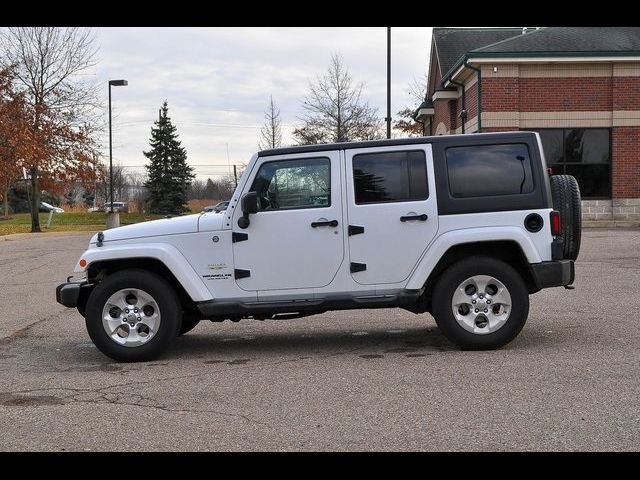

{"left": 444, "top": 51, "right": 640, "bottom": 84}
{"left": 432, "top": 90, "right": 458, "bottom": 101}
{"left": 414, "top": 108, "right": 435, "bottom": 121}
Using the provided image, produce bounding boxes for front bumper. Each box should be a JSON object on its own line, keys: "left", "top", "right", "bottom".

{"left": 530, "top": 260, "right": 575, "bottom": 290}
{"left": 56, "top": 280, "right": 92, "bottom": 308}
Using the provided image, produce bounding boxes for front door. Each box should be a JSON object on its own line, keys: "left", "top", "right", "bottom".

{"left": 345, "top": 145, "right": 438, "bottom": 285}
{"left": 232, "top": 152, "right": 344, "bottom": 292}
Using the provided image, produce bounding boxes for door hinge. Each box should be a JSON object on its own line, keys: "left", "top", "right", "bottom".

{"left": 350, "top": 262, "right": 367, "bottom": 273}
{"left": 348, "top": 225, "right": 365, "bottom": 236}
{"left": 232, "top": 232, "right": 248, "bottom": 243}
{"left": 234, "top": 269, "right": 251, "bottom": 279}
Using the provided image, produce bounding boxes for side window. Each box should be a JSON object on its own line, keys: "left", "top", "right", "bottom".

{"left": 250, "top": 157, "right": 331, "bottom": 211}
{"left": 446, "top": 143, "right": 534, "bottom": 198}
{"left": 353, "top": 150, "right": 428, "bottom": 204}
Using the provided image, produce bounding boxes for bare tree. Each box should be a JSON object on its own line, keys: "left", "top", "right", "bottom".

{"left": 0, "top": 27, "right": 101, "bottom": 232}
{"left": 407, "top": 73, "right": 428, "bottom": 105}
{"left": 293, "top": 54, "right": 382, "bottom": 145}
{"left": 394, "top": 73, "right": 429, "bottom": 137}
{"left": 258, "top": 95, "right": 283, "bottom": 150}
{"left": 96, "top": 164, "right": 127, "bottom": 206}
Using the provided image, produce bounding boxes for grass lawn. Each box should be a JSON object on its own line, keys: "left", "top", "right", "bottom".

{"left": 0, "top": 212, "right": 164, "bottom": 236}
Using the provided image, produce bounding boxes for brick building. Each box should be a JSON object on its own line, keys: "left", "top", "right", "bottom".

{"left": 415, "top": 27, "right": 640, "bottom": 223}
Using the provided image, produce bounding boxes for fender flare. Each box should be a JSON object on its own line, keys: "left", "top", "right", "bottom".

{"left": 74, "top": 243, "right": 213, "bottom": 302}
{"left": 405, "top": 227, "right": 542, "bottom": 290}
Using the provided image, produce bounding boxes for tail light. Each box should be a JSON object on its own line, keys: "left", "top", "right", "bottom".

{"left": 550, "top": 210, "right": 561, "bottom": 236}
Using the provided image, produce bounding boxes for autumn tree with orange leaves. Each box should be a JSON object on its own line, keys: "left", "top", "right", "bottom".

{"left": 0, "top": 67, "right": 29, "bottom": 219}
{"left": 0, "top": 27, "right": 102, "bottom": 232}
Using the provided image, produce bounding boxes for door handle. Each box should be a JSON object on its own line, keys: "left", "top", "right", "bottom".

{"left": 400, "top": 214, "right": 428, "bottom": 222}
{"left": 311, "top": 220, "right": 339, "bottom": 228}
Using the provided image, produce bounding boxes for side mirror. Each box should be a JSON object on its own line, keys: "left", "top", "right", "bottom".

{"left": 238, "top": 191, "right": 258, "bottom": 229}
{"left": 241, "top": 191, "right": 258, "bottom": 215}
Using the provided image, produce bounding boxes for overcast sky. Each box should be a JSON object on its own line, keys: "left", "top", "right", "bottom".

{"left": 94, "top": 27, "right": 433, "bottom": 180}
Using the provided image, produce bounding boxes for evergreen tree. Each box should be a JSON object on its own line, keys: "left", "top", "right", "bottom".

{"left": 144, "top": 101, "right": 194, "bottom": 215}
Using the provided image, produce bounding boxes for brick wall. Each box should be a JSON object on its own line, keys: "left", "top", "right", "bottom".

{"left": 483, "top": 77, "right": 519, "bottom": 111}
{"left": 520, "top": 78, "right": 612, "bottom": 111}
{"left": 612, "top": 126, "right": 640, "bottom": 198}
{"left": 466, "top": 85, "right": 478, "bottom": 126}
{"left": 481, "top": 127, "right": 519, "bottom": 132}
{"left": 433, "top": 99, "right": 452, "bottom": 134}
{"left": 482, "top": 77, "right": 615, "bottom": 113}
{"left": 613, "top": 76, "right": 640, "bottom": 110}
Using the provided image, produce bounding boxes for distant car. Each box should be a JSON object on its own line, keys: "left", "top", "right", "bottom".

{"left": 40, "top": 201, "right": 64, "bottom": 213}
{"left": 87, "top": 206, "right": 102, "bottom": 212}
{"left": 103, "top": 202, "right": 128, "bottom": 213}
{"left": 203, "top": 201, "right": 229, "bottom": 213}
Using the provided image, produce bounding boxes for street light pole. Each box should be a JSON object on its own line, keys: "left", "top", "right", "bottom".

{"left": 108, "top": 83, "right": 113, "bottom": 213}
{"left": 107, "top": 79, "right": 128, "bottom": 227}
{"left": 386, "top": 27, "right": 391, "bottom": 140}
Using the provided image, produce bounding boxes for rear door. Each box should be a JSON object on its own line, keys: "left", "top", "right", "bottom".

{"left": 344, "top": 144, "right": 438, "bottom": 285}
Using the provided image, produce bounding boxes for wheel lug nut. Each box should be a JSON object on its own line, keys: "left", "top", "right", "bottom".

{"left": 134, "top": 309, "right": 138, "bottom": 313}
{"left": 472, "top": 300, "right": 476, "bottom": 304}
{"left": 487, "top": 300, "right": 492, "bottom": 304}
{"left": 137, "top": 317, "right": 141, "bottom": 321}
{"left": 484, "top": 308, "right": 488, "bottom": 313}
{"left": 474, "top": 308, "right": 479, "bottom": 313}
{"left": 479, "top": 295, "right": 484, "bottom": 299}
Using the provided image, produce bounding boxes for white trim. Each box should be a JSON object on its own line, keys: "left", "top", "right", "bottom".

{"left": 432, "top": 90, "right": 458, "bottom": 101}
{"left": 480, "top": 110, "right": 640, "bottom": 128}
{"left": 415, "top": 107, "right": 435, "bottom": 119}
{"left": 469, "top": 56, "right": 640, "bottom": 64}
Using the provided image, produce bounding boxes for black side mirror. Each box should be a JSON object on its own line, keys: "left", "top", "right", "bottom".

{"left": 241, "top": 191, "right": 258, "bottom": 215}
{"left": 238, "top": 191, "right": 258, "bottom": 229}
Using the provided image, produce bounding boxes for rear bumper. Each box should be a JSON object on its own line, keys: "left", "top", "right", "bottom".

{"left": 56, "top": 280, "right": 92, "bottom": 308}
{"left": 530, "top": 260, "right": 575, "bottom": 290}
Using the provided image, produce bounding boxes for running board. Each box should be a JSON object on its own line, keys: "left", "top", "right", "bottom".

{"left": 195, "top": 290, "right": 423, "bottom": 319}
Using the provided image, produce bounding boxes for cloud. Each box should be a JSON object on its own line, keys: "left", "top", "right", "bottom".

{"left": 94, "top": 27, "right": 432, "bottom": 178}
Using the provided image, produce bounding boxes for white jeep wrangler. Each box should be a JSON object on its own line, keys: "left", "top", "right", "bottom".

{"left": 56, "top": 132, "right": 580, "bottom": 362}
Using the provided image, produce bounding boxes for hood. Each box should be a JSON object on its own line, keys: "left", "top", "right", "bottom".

{"left": 90, "top": 214, "right": 201, "bottom": 244}
{"left": 198, "top": 210, "right": 227, "bottom": 232}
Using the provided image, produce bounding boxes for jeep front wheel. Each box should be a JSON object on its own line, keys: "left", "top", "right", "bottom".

{"left": 432, "top": 256, "right": 529, "bottom": 350}
{"left": 84, "top": 269, "right": 182, "bottom": 362}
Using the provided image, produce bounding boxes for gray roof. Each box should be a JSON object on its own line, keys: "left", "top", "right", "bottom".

{"left": 433, "top": 28, "right": 524, "bottom": 79}
{"left": 473, "top": 27, "right": 640, "bottom": 54}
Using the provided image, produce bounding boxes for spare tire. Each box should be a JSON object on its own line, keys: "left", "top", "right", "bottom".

{"left": 550, "top": 175, "right": 582, "bottom": 260}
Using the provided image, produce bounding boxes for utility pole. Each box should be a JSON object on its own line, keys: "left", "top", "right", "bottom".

{"left": 233, "top": 165, "right": 238, "bottom": 187}
{"left": 386, "top": 27, "right": 392, "bottom": 139}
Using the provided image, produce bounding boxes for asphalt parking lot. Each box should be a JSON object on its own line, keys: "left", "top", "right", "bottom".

{"left": 0, "top": 229, "right": 638, "bottom": 451}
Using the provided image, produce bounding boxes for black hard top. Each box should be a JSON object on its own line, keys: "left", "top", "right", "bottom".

{"left": 258, "top": 131, "right": 537, "bottom": 157}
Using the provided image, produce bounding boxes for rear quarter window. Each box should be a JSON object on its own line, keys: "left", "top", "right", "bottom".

{"left": 446, "top": 143, "right": 534, "bottom": 198}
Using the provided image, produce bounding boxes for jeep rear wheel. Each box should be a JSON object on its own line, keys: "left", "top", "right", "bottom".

{"left": 432, "top": 256, "right": 529, "bottom": 350}
{"left": 550, "top": 174, "right": 582, "bottom": 260}
{"left": 85, "top": 269, "right": 182, "bottom": 362}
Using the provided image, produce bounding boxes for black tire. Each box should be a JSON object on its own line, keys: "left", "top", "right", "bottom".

{"left": 178, "top": 315, "right": 201, "bottom": 336}
{"left": 550, "top": 174, "right": 582, "bottom": 260}
{"left": 84, "top": 269, "right": 182, "bottom": 362}
{"left": 432, "top": 256, "right": 529, "bottom": 350}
